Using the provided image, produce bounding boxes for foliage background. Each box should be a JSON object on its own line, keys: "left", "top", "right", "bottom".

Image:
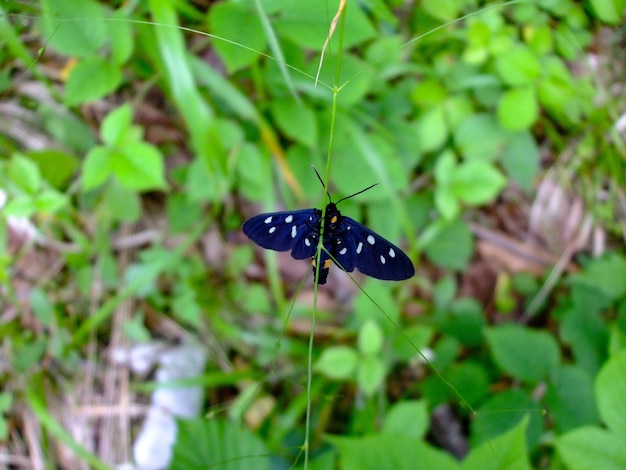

{"left": 1, "top": 0, "right": 626, "bottom": 469}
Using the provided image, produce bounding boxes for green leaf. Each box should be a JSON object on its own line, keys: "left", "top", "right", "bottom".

{"left": 463, "top": 417, "right": 532, "bottom": 470}
{"left": 29, "top": 288, "right": 54, "bottom": 327}
{"left": 358, "top": 320, "right": 384, "bottom": 356}
{"left": 236, "top": 144, "right": 270, "bottom": 201}
{"left": 41, "top": 0, "right": 107, "bottom": 58}
{"left": 500, "top": 132, "right": 539, "bottom": 192}
{"left": 382, "top": 400, "right": 429, "bottom": 439}
{"left": 101, "top": 104, "right": 134, "bottom": 146}
{"left": 273, "top": 0, "right": 376, "bottom": 51}
{"left": 327, "top": 434, "right": 459, "bottom": 470}
{"left": 171, "top": 419, "right": 270, "bottom": 470}
{"left": 494, "top": 45, "right": 541, "bottom": 86}
{"left": 3, "top": 196, "right": 35, "bottom": 218}
{"left": 450, "top": 161, "right": 507, "bottom": 205}
{"left": 109, "top": 9, "right": 134, "bottom": 65}
{"left": 208, "top": 1, "right": 266, "bottom": 73}
{"left": 421, "top": 0, "right": 461, "bottom": 21}
{"left": 545, "top": 365, "right": 599, "bottom": 432}
{"left": 416, "top": 105, "right": 448, "bottom": 153}
{"left": 34, "top": 190, "right": 68, "bottom": 214}
{"left": 454, "top": 114, "right": 510, "bottom": 162}
{"left": 485, "top": 324, "right": 560, "bottom": 383}
{"left": 569, "top": 254, "right": 626, "bottom": 302}
{"left": 65, "top": 57, "right": 122, "bottom": 105}
{"left": 436, "top": 298, "right": 486, "bottom": 347}
{"left": 102, "top": 181, "right": 141, "bottom": 222}
{"left": 357, "top": 356, "right": 386, "bottom": 397}
{"left": 424, "top": 219, "right": 473, "bottom": 271}
{"left": 110, "top": 142, "right": 166, "bottom": 191}
{"left": 596, "top": 350, "right": 626, "bottom": 437}
{"left": 82, "top": 147, "right": 112, "bottom": 191}
{"left": 315, "top": 346, "right": 358, "bottom": 380}
{"left": 588, "top": 0, "right": 626, "bottom": 24}
{"left": 497, "top": 86, "right": 538, "bottom": 131}
{"left": 26, "top": 150, "right": 79, "bottom": 189}
{"left": 556, "top": 426, "right": 626, "bottom": 470}
{"left": 270, "top": 99, "right": 318, "bottom": 148}
{"left": 9, "top": 154, "right": 41, "bottom": 194}
{"left": 390, "top": 325, "right": 435, "bottom": 362}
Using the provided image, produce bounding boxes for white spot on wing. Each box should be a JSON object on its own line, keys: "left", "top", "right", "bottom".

{"left": 264, "top": 216, "right": 273, "bottom": 224}
{"left": 367, "top": 235, "right": 375, "bottom": 245}
{"left": 339, "top": 247, "right": 347, "bottom": 255}
{"left": 305, "top": 238, "right": 311, "bottom": 247}
{"left": 291, "top": 226, "right": 297, "bottom": 238}
{"left": 269, "top": 227, "right": 276, "bottom": 234}
{"left": 356, "top": 242, "right": 363, "bottom": 254}
{"left": 285, "top": 215, "right": 293, "bottom": 223}
{"left": 389, "top": 248, "right": 396, "bottom": 258}
{"left": 380, "top": 255, "right": 386, "bottom": 264}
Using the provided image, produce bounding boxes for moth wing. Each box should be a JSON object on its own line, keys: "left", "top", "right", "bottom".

{"left": 341, "top": 217, "right": 414, "bottom": 281}
{"left": 242, "top": 209, "right": 318, "bottom": 260}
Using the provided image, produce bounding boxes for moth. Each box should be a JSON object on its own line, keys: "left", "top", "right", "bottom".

{"left": 242, "top": 169, "right": 414, "bottom": 284}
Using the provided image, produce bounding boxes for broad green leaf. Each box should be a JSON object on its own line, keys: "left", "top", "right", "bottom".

{"left": 437, "top": 298, "right": 486, "bottom": 347}
{"left": 588, "top": 0, "right": 626, "bottom": 24}
{"left": 546, "top": 365, "right": 599, "bottom": 432}
{"left": 171, "top": 418, "right": 270, "bottom": 470}
{"left": 39, "top": 105, "right": 96, "bottom": 153}
{"left": 110, "top": 142, "right": 166, "bottom": 191}
{"left": 327, "top": 434, "right": 459, "bottom": 470}
{"left": 82, "top": 147, "right": 112, "bottom": 191}
{"left": 353, "top": 282, "right": 399, "bottom": 334}
{"left": 463, "top": 417, "right": 532, "bottom": 470}
{"left": 101, "top": 104, "right": 134, "bottom": 147}
{"left": 3, "top": 196, "right": 35, "bottom": 217}
{"left": 270, "top": 99, "right": 318, "bottom": 148}
{"left": 65, "top": 57, "right": 122, "bottom": 105}
{"left": 357, "top": 356, "right": 385, "bottom": 396}
{"left": 273, "top": 0, "right": 376, "bottom": 51}
{"left": 559, "top": 301, "right": 609, "bottom": 374}
{"left": 29, "top": 288, "right": 54, "bottom": 327}
{"left": 569, "top": 254, "right": 626, "bottom": 301}
{"left": 390, "top": 325, "right": 435, "bottom": 362}
{"left": 596, "top": 350, "right": 626, "bottom": 437}
{"left": 41, "top": 0, "right": 107, "bottom": 58}
{"left": 382, "top": 400, "right": 429, "bottom": 440}
{"left": 556, "top": 426, "right": 626, "bottom": 470}
{"left": 411, "top": 79, "right": 447, "bottom": 107}
{"left": 485, "top": 324, "right": 560, "bottom": 383}
{"left": 450, "top": 161, "right": 506, "bottom": 205}
{"left": 9, "top": 154, "right": 41, "bottom": 194}
{"left": 208, "top": 1, "right": 266, "bottom": 73}
{"left": 34, "top": 190, "right": 68, "bottom": 214}
{"left": 315, "top": 346, "right": 358, "bottom": 380}
{"left": 493, "top": 45, "right": 540, "bottom": 86}
{"left": 422, "top": 0, "right": 461, "bottom": 21}
{"left": 444, "top": 361, "right": 490, "bottom": 407}
{"left": 26, "top": 150, "right": 79, "bottom": 189}
{"left": 424, "top": 219, "right": 473, "bottom": 270}
{"left": 102, "top": 181, "right": 141, "bottom": 222}
{"left": 358, "top": 320, "right": 384, "bottom": 356}
{"left": 500, "top": 132, "right": 539, "bottom": 192}
{"left": 497, "top": 86, "right": 538, "bottom": 131}
{"left": 416, "top": 105, "right": 448, "bottom": 153}
{"left": 454, "top": 114, "right": 510, "bottom": 162}
{"left": 109, "top": 9, "right": 134, "bottom": 65}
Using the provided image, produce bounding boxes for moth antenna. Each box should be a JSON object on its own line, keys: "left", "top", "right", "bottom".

{"left": 311, "top": 165, "right": 332, "bottom": 202}
{"left": 336, "top": 182, "right": 379, "bottom": 205}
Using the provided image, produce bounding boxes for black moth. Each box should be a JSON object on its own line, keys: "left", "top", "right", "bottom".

{"left": 242, "top": 170, "right": 414, "bottom": 285}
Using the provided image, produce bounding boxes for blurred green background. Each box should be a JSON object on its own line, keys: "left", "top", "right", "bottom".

{"left": 1, "top": 0, "right": 626, "bottom": 468}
